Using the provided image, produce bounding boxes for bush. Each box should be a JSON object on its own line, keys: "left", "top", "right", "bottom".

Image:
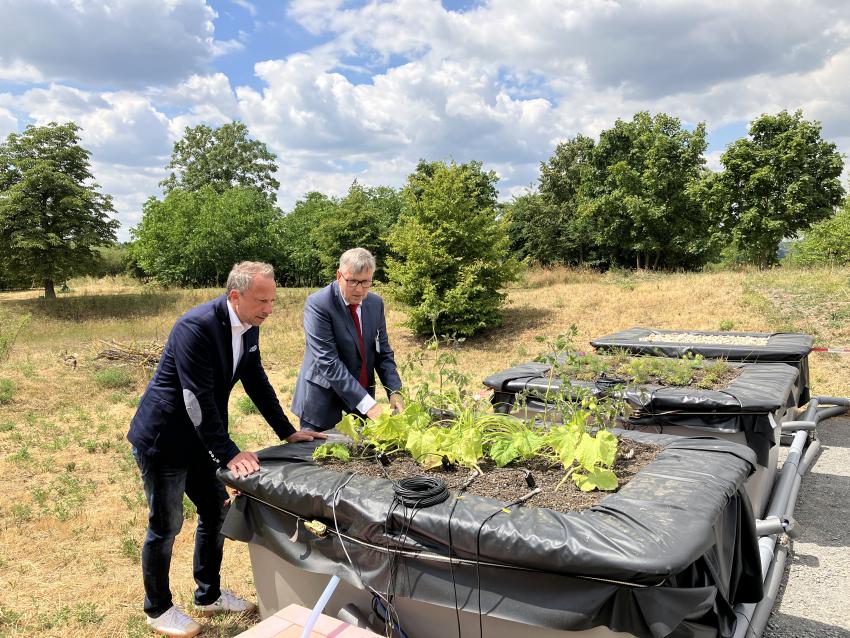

{"left": 94, "top": 368, "right": 135, "bottom": 389}
{"left": 387, "top": 160, "right": 521, "bottom": 337}
{"left": 785, "top": 198, "right": 850, "bottom": 266}
{"left": 0, "top": 378, "right": 15, "bottom": 404}
{"left": 236, "top": 394, "right": 259, "bottom": 414}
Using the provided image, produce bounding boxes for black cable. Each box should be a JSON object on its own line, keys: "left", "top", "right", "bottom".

{"left": 393, "top": 476, "right": 450, "bottom": 508}
{"left": 447, "top": 471, "right": 479, "bottom": 638}
{"left": 474, "top": 488, "right": 541, "bottom": 638}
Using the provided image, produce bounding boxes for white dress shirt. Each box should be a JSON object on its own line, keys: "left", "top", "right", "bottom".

{"left": 226, "top": 300, "right": 252, "bottom": 378}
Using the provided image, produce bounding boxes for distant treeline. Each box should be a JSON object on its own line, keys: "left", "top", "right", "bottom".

{"left": 2, "top": 113, "right": 848, "bottom": 333}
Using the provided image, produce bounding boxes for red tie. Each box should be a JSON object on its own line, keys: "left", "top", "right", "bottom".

{"left": 348, "top": 304, "right": 369, "bottom": 390}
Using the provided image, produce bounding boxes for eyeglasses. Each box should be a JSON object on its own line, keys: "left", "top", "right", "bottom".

{"left": 340, "top": 275, "right": 373, "bottom": 289}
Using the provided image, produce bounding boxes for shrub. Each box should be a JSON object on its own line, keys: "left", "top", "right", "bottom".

{"left": 236, "top": 394, "right": 259, "bottom": 414}
{"left": 785, "top": 198, "right": 850, "bottom": 266}
{"left": 387, "top": 160, "right": 522, "bottom": 337}
{"left": 94, "top": 368, "right": 135, "bottom": 389}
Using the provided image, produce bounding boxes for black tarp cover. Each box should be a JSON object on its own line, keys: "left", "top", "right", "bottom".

{"left": 482, "top": 361, "right": 799, "bottom": 467}
{"left": 589, "top": 328, "right": 813, "bottom": 406}
{"left": 220, "top": 431, "right": 763, "bottom": 638}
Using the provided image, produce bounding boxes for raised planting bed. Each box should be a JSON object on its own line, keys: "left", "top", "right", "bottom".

{"left": 482, "top": 359, "right": 800, "bottom": 517}
{"left": 590, "top": 328, "right": 814, "bottom": 406}
{"left": 221, "top": 431, "right": 762, "bottom": 638}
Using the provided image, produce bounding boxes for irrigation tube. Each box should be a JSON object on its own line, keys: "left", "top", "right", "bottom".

{"left": 301, "top": 575, "right": 341, "bottom": 638}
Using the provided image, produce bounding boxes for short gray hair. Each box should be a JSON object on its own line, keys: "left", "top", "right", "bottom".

{"left": 226, "top": 261, "right": 275, "bottom": 294}
{"left": 339, "top": 248, "right": 376, "bottom": 274}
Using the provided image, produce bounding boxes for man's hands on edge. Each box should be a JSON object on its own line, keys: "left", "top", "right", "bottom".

{"left": 227, "top": 451, "right": 260, "bottom": 478}
{"left": 286, "top": 430, "right": 328, "bottom": 443}
{"left": 366, "top": 404, "right": 383, "bottom": 420}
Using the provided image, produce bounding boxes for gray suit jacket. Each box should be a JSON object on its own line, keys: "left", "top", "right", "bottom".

{"left": 291, "top": 282, "right": 401, "bottom": 430}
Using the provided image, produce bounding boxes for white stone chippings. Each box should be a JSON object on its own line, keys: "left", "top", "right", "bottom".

{"left": 638, "top": 332, "right": 771, "bottom": 346}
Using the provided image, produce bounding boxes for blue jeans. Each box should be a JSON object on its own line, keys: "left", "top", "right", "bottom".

{"left": 133, "top": 446, "right": 229, "bottom": 617}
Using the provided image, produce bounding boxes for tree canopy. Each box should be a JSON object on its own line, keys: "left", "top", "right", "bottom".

{"left": 715, "top": 110, "right": 845, "bottom": 267}
{"left": 387, "top": 160, "right": 521, "bottom": 337}
{"left": 160, "top": 121, "right": 280, "bottom": 199}
{"left": 130, "top": 186, "right": 284, "bottom": 286}
{"left": 0, "top": 122, "right": 118, "bottom": 297}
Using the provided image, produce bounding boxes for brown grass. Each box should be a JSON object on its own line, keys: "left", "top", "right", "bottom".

{"left": 0, "top": 266, "right": 848, "bottom": 637}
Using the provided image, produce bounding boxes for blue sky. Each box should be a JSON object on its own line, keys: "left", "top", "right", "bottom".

{"left": 1, "top": 0, "right": 849, "bottom": 240}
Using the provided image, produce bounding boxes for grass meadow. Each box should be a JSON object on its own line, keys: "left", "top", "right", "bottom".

{"left": 1, "top": 266, "right": 849, "bottom": 637}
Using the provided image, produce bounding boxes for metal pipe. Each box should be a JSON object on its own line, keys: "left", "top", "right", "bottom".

{"left": 810, "top": 396, "right": 850, "bottom": 407}
{"left": 766, "top": 431, "right": 809, "bottom": 519}
{"left": 748, "top": 544, "right": 789, "bottom": 638}
{"left": 814, "top": 405, "right": 849, "bottom": 422}
{"left": 780, "top": 420, "right": 816, "bottom": 432}
{"left": 802, "top": 398, "right": 819, "bottom": 423}
{"left": 733, "top": 535, "right": 778, "bottom": 638}
{"left": 754, "top": 516, "right": 787, "bottom": 537}
{"left": 798, "top": 440, "right": 822, "bottom": 476}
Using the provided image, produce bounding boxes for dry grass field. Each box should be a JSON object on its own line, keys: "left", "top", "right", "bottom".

{"left": 0, "top": 266, "right": 849, "bottom": 637}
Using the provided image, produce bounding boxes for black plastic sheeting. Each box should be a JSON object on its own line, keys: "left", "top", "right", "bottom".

{"left": 221, "top": 431, "right": 763, "bottom": 638}
{"left": 590, "top": 328, "right": 813, "bottom": 406}
{"left": 482, "top": 361, "right": 799, "bottom": 467}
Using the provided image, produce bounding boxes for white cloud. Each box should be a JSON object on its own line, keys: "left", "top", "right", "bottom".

{"left": 0, "top": 107, "right": 17, "bottom": 139}
{"left": 0, "top": 0, "right": 234, "bottom": 87}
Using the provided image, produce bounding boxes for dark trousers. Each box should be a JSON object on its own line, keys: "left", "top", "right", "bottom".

{"left": 133, "top": 446, "right": 229, "bottom": 617}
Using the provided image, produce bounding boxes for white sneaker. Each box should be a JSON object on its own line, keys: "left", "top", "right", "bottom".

{"left": 195, "top": 589, "right": 257, "bottom": 616}
{"left": 146, "top": 605, "right": 202, "bottom": 638}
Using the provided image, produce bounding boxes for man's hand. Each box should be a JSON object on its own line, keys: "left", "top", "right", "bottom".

{"left": 227, "top": 451, "right": 260, "bottom": 478}
{"left": 286, "top": 430, "right": 328, "bottom": 443}
{"left": 366, "top": 404, "right": 383, "bottom": 420}
{"left": 389, "top": 392, "right": 404, "bottom": 415}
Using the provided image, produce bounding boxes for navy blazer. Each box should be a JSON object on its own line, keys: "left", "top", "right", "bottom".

{"left": 128, "top": 295, "right": 294, "bottom": 467}
{"left": 291, "top": 282, "right": 401, "bottom": 430}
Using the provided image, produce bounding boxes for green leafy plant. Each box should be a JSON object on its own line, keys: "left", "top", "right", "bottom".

{"left": 236, "top": 394, "right": 259, "bottom": 414}
{"left": 313, "top": 336, "right": 623, "bottom": 493}
{"left": 0, "top": 378, "right": 14, "bottom": 404}
{"left": 93, "top": 367, "right": 135, "bottom": 389}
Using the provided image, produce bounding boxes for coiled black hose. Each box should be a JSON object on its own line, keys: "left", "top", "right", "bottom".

{"left": 392, "top": 476, "right": 449, "bottom": 508}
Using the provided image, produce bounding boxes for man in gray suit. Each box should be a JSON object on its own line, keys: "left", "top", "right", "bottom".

{"left": 292, "top": 247, "right": 403, "bottom": 431}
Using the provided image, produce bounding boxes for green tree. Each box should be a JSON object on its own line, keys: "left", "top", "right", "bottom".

{"left": 536, "top": 134, "right": 597, "bottom": 265}
{"left": 578, "top": 112, "right": 713, "bottom": 269}
{"left": 785, "top": 196, "right": 850, "bottom": 266}
{"left": 312, "top": 182, "right": 403, "bottom": 282}
{"left": 160, "top": 121, "right": 280, "bottom": 199}
{"left": 0, "top": 122, "right": 118, "bottom": 298}
{"left": 277, "top": 192, "right": 337, "bottom": 287}
{"left": 717, "top": 110, "right": 845, "bottom": 267}
{"left": 130, "top": 186, "right": 284, "bottom": 286}
{"left": 387, "top": 160, "right": 521, "bottom": 337}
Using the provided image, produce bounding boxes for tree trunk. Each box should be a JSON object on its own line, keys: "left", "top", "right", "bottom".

{"left": 652, "top": 250, "right": 661, "bottom": 270}
{"left": 44, "top": 279, "right": 56, "bottom": 299}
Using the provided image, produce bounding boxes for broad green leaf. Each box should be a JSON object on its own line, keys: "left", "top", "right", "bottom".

{"left": 405, "top": 427, "right": 443, "bottom": 469}
{"left": 575, "top": 432, "right": 602, "bottom": 472}
{"left": 547, "top": 423, "right": 583, "bottom": 468}
{"left": 335, "top": 413, "right": 362, "bottom": 443}
{"left": 312, "top": 443, "right": 350, "bottom": 462}
{"left": 574, "top": 468, "right": 618, "bottom": 492}
{"left": 595, "top": 430, "right": 618, "bottom": 467}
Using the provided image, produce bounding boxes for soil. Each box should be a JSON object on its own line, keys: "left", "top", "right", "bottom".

{"left": 321, "top": 439, "right": 661, "bottom": 513}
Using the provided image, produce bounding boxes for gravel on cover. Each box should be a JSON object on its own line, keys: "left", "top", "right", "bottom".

{"left": 638, "top": 332, "right": 771, "bottom": 346}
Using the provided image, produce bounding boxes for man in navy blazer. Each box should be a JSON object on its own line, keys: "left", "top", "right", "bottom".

{"left": 128, "top": 262, "right": 324, "bottom": 638}
{"left": 292, "top": 247, "right": 403, "bottom": 431}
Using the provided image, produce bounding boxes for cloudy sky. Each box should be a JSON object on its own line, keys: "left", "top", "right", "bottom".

{"left": 2, "top": 0, "right": 849, "bottom": 240}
